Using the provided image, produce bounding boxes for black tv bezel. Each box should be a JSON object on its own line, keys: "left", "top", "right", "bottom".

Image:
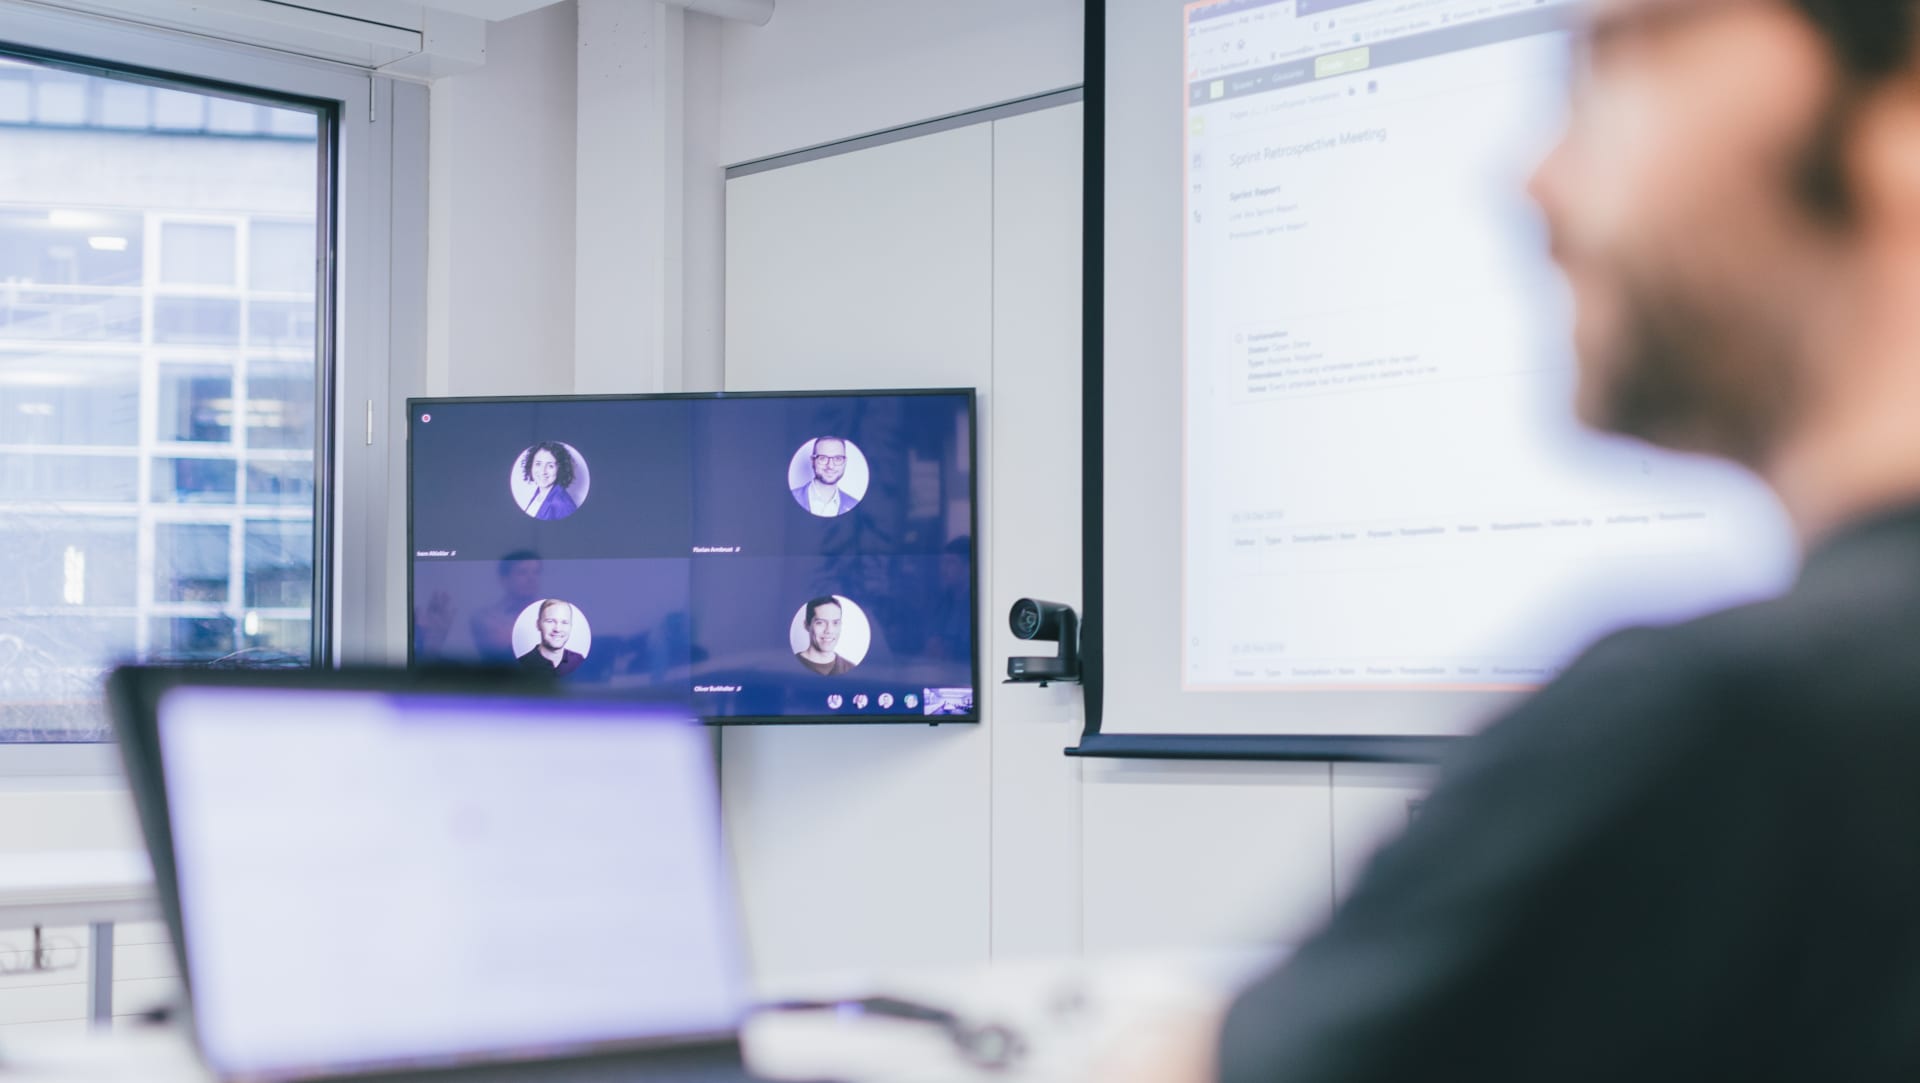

{"left": 405, "top": 387, "right": 982, "bottom": 727}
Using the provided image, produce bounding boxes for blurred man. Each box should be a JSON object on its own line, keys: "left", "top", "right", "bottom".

{"left": 1124, "top": 2, "right": 1920, "bottom": 1079}
{"left": 517, "top": 599, "right": 583, "bottom": 676}
{"left": 792, "top": 437, "right": 861, "bottom": 517}
{"left": 470, "top": 550, "right": 543, "bottom": 662}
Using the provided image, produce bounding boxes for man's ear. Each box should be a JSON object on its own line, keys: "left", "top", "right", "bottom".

{"left": 1848, "top": 74, "right": 1920, "bottom": 237}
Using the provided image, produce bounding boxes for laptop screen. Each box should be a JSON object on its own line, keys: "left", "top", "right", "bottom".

{"left": 154, "top": 686, "right": 746, "bottom": 1082}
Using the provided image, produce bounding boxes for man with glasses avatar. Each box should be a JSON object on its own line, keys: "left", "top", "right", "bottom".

{"left": 793, "top": 436, "right": 861, "bottom": 517}
{"left": 1115, "top": 1, "right": 1920, "bottom": 1079}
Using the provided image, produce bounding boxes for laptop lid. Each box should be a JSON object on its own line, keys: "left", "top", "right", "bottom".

{"left": 109, "top": 668, "right": 748, "bottom": 1083}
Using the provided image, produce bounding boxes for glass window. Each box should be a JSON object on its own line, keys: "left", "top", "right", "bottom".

{"left": 153, "top": 297, "right": 241, "bottom": 346}
{"left": 152, "top": 88, "right": 205, "bottom": 131}
{"left": 0, "top": 453, "right": 138, "bottom": 503}
{"left": 152, "top": 457, "right": 237, "bottom": 504}
{"left": 245, "top": 460, "right": 313, "bottom": 506}
{"left": 0, "top": 68, "right": 29, "bottom": 124}
{"left": 156, "top": 365, "right": 233, "bottom": 443}
{"left": 0, "top": 53, "right": 326, "bottom": 741}
{"left": 244, "top": 519, "right": 311, "bottom": 609}
{"left": 149, "top": 615, "right": 236, "bottom": 660}
{"left": 0, "top": 208, "right": 145, "bottom": 287}
{"left": 155, "top": 521, "right": 230, "bottom": 603}
{"left": 240, "top": 615, "right": 310, "bottom": 661}
{"left": 249, "top": 221, "right": 315, "bottom": 294}
{"left": 160, "top": 222, "right": 237, "bottom": 287}
{"left": 97, "top": 82, "right": 149, "bottom": 128}
{"left": 246, "top": 362, "right": 316, "bottom": 450}
{"left": 0, "top": 354, "right": 139, "bottom": 445}
{"left": 33, "top": 72, "right": 86, "bottom": 125}
{"left": 248, "top": 301, "right": 315, "bottom": 348}
{"left": 206, "top": 98, "right": 257, "bottom": 135}
{"left": 0, "top": 516, "right": 137, "bottom": 607}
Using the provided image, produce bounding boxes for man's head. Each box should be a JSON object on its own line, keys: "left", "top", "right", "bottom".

{"left": 537, "top": 599, "right": 573, "bottom": 651}
{"left": 1531, "top": 0, "right": 1920, "bottom": 473}
{"left": 810, "top": 437, "right": 848, "bottom": 487}
{"left": 804, "top": 595, "right": 843, "bottom": 654}
{"left": 498, "top": 550, "right": 542, "bottom": 600}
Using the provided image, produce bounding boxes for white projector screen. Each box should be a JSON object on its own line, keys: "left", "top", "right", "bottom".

{"left": 1090, "top": 0, "right": 1796, "bottom": 745}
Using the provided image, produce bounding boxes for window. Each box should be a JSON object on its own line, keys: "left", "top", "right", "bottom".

{"left": 0, "top": 53, "right": 329, "bottom": 743}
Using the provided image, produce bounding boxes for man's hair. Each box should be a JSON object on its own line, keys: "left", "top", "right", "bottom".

{"left": 804, "top": 595, "right": 842, "bottom": 625}
{"left": 537, "top": 598, "right": 572, "bottom": 622}
{"left": 522, "top": 441, "right": 576, "bottom": 488}
{"left": 812, "top": 436, "right": 846, "bottom": 454}
{"left": 1791, "top": 1, "right": 1918, "bottom": 79}
{"left": 498, "top": 549, "right": 540, "bottom": 579}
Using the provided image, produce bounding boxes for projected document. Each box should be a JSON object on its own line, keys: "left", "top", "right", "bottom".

{"left": 1182, "top": 0, "right": 1795, "bottom": 690}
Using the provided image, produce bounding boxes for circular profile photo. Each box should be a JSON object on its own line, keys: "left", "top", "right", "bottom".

{"left": 511, "top": 598, "right": 594, "bottom": 677}
{"left": 509, "top": 442, "right": 591, "bottom": 521}
{"left": 789, "top": 594, "right": 873, "bottom": 677}
{"left": 787, "top": 436, "right": 870, "bottom": 518}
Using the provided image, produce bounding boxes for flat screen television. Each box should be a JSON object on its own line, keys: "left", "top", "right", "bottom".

{"left": 407, "top": 390, "right": 979, "bottom": 724}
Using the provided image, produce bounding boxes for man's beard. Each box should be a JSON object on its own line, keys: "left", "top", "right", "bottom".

{"left": 1581, "top": 89, "right": 1855, "bottom": 471}
{"left": 1588, "top": 272, "right": 1802, "bottom": 469}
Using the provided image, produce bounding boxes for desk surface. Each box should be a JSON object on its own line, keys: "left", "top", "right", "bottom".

{"left": 0, "top": 850, "right": 155, "bottom": 929}
{"left": 0, "top": 953, "right": 1265, "bottom": 1083}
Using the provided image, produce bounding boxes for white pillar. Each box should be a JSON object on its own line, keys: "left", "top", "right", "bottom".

{"left": 574, "top": 0, "right": 685, "bottom": 394}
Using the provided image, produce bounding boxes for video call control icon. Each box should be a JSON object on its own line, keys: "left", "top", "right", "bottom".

{"left": 827, "top": 695, "right": 844, "bottom": 710}
{"left": 853, "top": 694, "right": 869, "bottom": 709}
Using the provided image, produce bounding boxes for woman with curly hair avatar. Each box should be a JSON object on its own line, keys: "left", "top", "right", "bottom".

{"left": 520, "top": 441, "right": 580, "bottom": 521}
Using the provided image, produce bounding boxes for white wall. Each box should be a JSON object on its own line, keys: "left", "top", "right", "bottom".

{"left": 425, "top": 0, "right": 579, "bottom": 398}
{"left": 714, "top": 0, "right": 1083, "bottom": 166}
{"left": 710, "top": 3, "right": 1439, "bottom": 979}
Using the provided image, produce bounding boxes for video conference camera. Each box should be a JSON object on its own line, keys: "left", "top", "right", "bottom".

{"left": 1006, "top": 599, "right": 1080, "bottom": 686}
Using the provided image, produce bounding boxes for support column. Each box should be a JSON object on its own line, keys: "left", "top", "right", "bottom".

{"left": 575, "top": 0, "right": 686, "bottom": 395}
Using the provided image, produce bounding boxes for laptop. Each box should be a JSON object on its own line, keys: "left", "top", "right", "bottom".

{"left": 109, "top": 666, "right": 804, "bottom": 1083}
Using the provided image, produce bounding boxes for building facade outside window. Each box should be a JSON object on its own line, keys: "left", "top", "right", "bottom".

{"left": 0, "top": 55, "right": 326, "bottom": 742}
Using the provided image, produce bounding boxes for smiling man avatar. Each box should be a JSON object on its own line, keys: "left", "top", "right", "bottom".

{"left": 791, "top": 436, "right": 861, "bottom": 517}
{"left": 516, "top": 599, "right": 584, "bottom": 677}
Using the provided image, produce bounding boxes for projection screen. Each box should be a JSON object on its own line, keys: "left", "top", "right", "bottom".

{"left": 1079, "top": 0, "right": 1796, "bottom": 754}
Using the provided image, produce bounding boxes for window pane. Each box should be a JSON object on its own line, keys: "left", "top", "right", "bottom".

{"left": 157, "top": 366, "right": 233, "bottom": 443}
{"left": 160, "top": 222, "right": 236, "bottom": 287}
{"left": 97, "top": 83, "right": 149, "bottom": 129}
{"left": 152, "top": 457, "right": 237, "bottom": 504}
{"left": 250, "top": 221, "right": 314, "bottom": 294}
{"left": 0, "top": 208, "right": 144, "bottom": 287}
{"left": 153, "top": 296, "right": 241, "bottom": 345}
{"left": 246, "top": 362, "right": 316, "bottom": 450}
{"left": 148, "top": 615, "right": 236, "bottom": 661}
{"left": 0, "top": 354, "right": 139, "bottom": 444}
{"left": 34, "top": 73, "right": 86, "bottom": 126}
{"left": 248, "top": 301, "right": 315, "bottom": 349}
{"left": 0, "top": 56, "right": 324, "bottom": 741}
{"left": 242, "top": 616, "right": 310, "bottom": 662}
{"left": 0, "top": 70, "right": 29, "bottom": 124}
{"left": 245, "top": 460, "right": 313, "bottom": 506}
{"left": 155, "top": 521, "right": 230, "bottom": 603}
{"left": 0, "top": 516, "right": 137, "bottom": 607}
{"left": 244, "top": 519, "right": 311, "bottom": 611}
{"left": 152, "top": 88, "right": 205, "bottom": 131}
{"left": 0, "top": 453, "right": 137, "bottom": 503}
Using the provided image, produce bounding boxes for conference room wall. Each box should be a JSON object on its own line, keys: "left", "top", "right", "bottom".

{"left": 722, "top": 97, "right": 1440, "bottom": 980}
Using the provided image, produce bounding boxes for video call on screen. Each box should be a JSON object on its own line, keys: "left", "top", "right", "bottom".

{"left": 408, "top": 391, "right": 978, "bottom": 721}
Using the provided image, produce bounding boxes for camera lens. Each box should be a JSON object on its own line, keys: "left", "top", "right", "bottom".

{"left": 1012, "top": 600, "right": 1042, "bottom": 639}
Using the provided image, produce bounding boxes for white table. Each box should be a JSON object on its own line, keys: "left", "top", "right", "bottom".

{"left": 0, "top": 850, "right": 157, "bottom": 1027}
{"left": 0, "top": 952, "right": 1267, "bottom": 1083}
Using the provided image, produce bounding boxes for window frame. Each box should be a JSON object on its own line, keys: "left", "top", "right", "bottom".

{"left": 0, "top": 5, "right": 423, "bottom": 775}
